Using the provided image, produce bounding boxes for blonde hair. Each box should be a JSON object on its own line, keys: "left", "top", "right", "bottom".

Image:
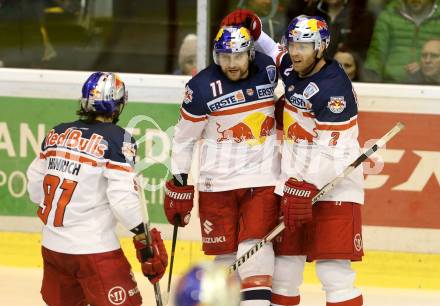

{"left": 178, "top": 34, "right": 197, "bottom": 69}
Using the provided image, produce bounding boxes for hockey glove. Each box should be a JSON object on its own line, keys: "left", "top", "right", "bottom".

{"left": 281, "top": 178, "right": 319, "bottom": 232}
{"left": 164, "top": 179, "right": 194, "bottom": 227}
{"left": 133, "top": 228, "right": 168, "bottom": 284}
{"left": 220, "top": 9, "right": 262, "bottom": 40}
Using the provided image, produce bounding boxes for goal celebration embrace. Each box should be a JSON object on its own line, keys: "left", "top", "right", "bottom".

{"left": 19, "top": 4, "right": 418, "bottom": 306}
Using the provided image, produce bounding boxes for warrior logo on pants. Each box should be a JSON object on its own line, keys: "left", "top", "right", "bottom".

{"left": 354, "top": 233, "right": 363, "bottom": 252}
{"left": 108, "top": 286, "right": 127, "bottom": 305}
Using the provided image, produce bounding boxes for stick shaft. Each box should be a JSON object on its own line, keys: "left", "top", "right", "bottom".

{"left": 167, "top": 218, "right": 179, "bottom": 293}
{"left": 136, "top": 175, "right": 164, "bottom": 306}
{"left": 228, "top": 122, "right": 405, "bottom": 273}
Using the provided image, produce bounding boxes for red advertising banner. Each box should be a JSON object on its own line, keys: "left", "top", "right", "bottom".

{"left": 358, "top": 112, "right": 440, "bottom": 229}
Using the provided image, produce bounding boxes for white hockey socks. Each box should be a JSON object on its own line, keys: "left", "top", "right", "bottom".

{"left": 316, "top": 260, "right": 362, "bottom": 305}
{"left": 271, "top": 255, "right": 306, "bottom": 306}
{"left": 237, "top": 239, "right": 275, "bottom": 306}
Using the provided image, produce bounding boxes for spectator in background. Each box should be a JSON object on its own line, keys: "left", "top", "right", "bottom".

{"left": 0, "top": 0, "right": 46, "bottom": 67}
{"left": 287, "top": 0, "right": 319, "bottom": 18}
{"left": 367, "top": 0, "right": 391, "bottom": 18}
{"left": 238, "top": 0, "right": 287, "bottom": 41}
{"left": 334, "top": 45, "right": 364, "bottom": 81}
{"left": 175, "top": 33, "right": 197, "bottom": 76}
{"left": 365, "top": 0, "right": 440, "bottom": 83}
{"left": 299, "top": 0, "right": 375, "bottom": 59}
{"left": 407, "top": 39, "right": 440, "bottom": 85}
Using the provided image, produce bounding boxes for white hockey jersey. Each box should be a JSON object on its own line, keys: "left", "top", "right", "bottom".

{"left": 171, "top": 52, "right": 281, "bottom": 192}
{"left": 27, "top": 120, "right": 143, "bottom": 254}
{"left": 257, "top": 32, "right": 364, "bottom": 204}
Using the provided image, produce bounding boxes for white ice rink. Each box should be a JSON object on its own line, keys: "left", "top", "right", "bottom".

{"left": 1, "top": 267, "right": 439, "bottom": 306}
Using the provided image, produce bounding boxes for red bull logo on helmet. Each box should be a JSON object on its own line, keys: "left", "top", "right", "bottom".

{"left": 216, "top": 112, "right": 274, "bottom": 146}
{"left": 308, "top": 18, "right": 328, "bottom": 32}
{"left": 290, "top": 29, "right": 301, "bottom": 39}
{"left": 327, "top": 96, "right": 346, "bottom": 114}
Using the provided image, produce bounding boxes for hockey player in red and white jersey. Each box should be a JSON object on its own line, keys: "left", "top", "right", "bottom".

{"left": 222, "top": 11, "right": 364, "bottom": 306}
{"left": 26, "top": 72, "right": 168, "bottom": 306}
{"left": 164, "top": 26, "right": 280, "bottom": 305}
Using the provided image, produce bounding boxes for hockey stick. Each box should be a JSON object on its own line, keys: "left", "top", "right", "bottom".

{"left": 136, "top": 175, "right": 164, "bottom": 306}
{"left": 228, "top": 122, "right": 405, "bottom": 274}
{"left": 161, "top": 216, "right": 179, "bottom": 305}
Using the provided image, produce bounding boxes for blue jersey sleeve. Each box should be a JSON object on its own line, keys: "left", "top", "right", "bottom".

{"left": 107, "top": 128, "right": 137, "bottom": 169}
{"left": 278, "top": 54, "right": 293, "bottom": 84}
{"left": 181, "top": 78, "right": 209, "bottom": 116}
{"left": 313, "top": 82, "right": 358, "bottom": 124}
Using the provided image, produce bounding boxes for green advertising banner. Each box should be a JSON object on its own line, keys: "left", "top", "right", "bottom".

{"left": 0, "top": 96, "right": 180, "bottom": 223}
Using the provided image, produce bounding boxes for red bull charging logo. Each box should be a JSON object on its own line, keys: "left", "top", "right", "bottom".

{"left": 283, "top": 112, "right": 317, "bottom": 144}
{"left": 217, "top": 112, "right": 274, "bottom": 146}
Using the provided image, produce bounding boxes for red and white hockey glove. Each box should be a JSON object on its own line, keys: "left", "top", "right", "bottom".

{"left": 281, "top": 178, "right": 319, "bottom": 232}
{"left": 220, "top": 9, "right": 262, "bottom": 40}
{"left": 164, "top": 179, "right": 194, "bottom": 227}
{"left": 133, "top": 228, "right": 168, "bottom": 284}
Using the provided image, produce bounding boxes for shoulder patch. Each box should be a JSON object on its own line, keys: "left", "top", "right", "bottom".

{"left": 183, "top": 85, "right": 193, "bottom": 104}
{"left": 327, "top": 96, "right": 346, "bottom": 114}
{"left": 303, "top": 82, "right": 319, "bottom": 100}
{"left": 122, "top": 142, "right": 136, "bottom": 163}
{"left": 266, "top": 65, "right": 277, "bottom": 84}
{"left": 246, "top": 88, "right": 255, "bottom": 96}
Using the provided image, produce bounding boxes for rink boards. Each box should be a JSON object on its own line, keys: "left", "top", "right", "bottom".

{"left": 0, "top": 69, "right": 439, "bottom": 289}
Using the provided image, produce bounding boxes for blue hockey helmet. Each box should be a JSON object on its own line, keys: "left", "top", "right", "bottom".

{"left": 282, "top": 15, "right": 330, "bottom": 51}
{"left": 174, "top": 262, "right": 241, "bottom": 306}
{"left": 213, "top": 26, "right": 255, "bottom": 64}
{"left": 80, "top": 72, "right": 127, "bottom": 116}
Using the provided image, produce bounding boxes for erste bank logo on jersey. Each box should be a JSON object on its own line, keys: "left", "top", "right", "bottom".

{"left": 288, "top": 93, "right": 311, "bottom": 110}
{"left": 207, "top": 90, "right": 246, "bottom": 112}
{"left": 256, "top": 83, "right": 275, "bottom": 99}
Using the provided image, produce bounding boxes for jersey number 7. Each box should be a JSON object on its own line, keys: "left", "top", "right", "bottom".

{"left": 37, "top": 174, "right": 78, "bottom": 227}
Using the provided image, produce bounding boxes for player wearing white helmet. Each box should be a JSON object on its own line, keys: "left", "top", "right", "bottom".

{"left": 212, "top": 26, "right": 256, "bottom": 81}
{"left": 222, "top": 11, "right": 365, "bottom": 306}
{"left": 281, "top": 15, "right": 330, "bottom": 77}
{"left": 26, "top": 72, "right": 168, "bottom": 306}
{"left": 164, "top": 25, "right": 281, "bottom": 305}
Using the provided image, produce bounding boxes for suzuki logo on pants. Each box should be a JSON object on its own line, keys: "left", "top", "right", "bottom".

{"left": 203, "top": 220, "right": 213, "bottom": 234}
